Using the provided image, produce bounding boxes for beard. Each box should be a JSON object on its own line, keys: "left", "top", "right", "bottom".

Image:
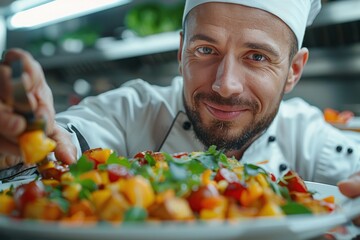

{"left": 184, "top": 92, "right": 280, "bottom": 152}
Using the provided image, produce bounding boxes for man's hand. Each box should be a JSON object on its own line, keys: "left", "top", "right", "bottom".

{"left": 0, "top": 48, "right": 76, "bottom": 168}
{"left": 338, "top": 172, "right": 360, "bottom": 226}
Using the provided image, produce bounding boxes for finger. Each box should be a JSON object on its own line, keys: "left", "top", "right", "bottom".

{"left": 0, "top": 154, "right": 22, "bottom": 170}
{"left": 0, "top": 137, "right": 21, "bottom": 156}
{"left": 0, "top": 65, "right": 12, "bottom": 104}
{"left": 52, "top": 125, "right": 77, "bottom": 165}
{"left": 3, "top": 49, "right": 44, "bottom": 91}
{"left": 35, "top": 85, "right": 56, "bottom": 135}
{"left": 0, "top": 104, "right": 26, "bottom": 136}
{"left": 337, "top": 175, "right": 360, "bottom": 198}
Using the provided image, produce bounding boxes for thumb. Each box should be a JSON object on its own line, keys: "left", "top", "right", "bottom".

{"left": 337, "top": 174, "right": 360, "bottom": 198}
{"left": 51, "top": 125, "right": 77, "bottom": 165}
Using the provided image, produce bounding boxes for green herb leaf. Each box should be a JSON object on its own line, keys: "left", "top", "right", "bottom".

{"left": 244, "top": 163, "right": 267, "bottom": 178}
{"left": 169, "top": 162, "right": 188, "bottom": 181}
{"left": 187, "top": 160, "right": 207, "bottom": 175}
{"left": 69, "top": 156, "right": 94, "bottom": 177}
{"left": 195, "top": 154, "right": 218, "bottom": 170}
{"left": 144, "top": 153, "right": 156, "bottom": 166}
{"left": 51, "top": 198, "right": 70, "bottom": 213}
{"left": 206, "top": 145, "right": 218, "bottom": 155}
{"left": 107, "top": 154, "right": 131, "bottom": 169}
{"left": 79, "top": 189, "right": 91, "bottom": 200}
{"left": 46, "top": 186, "right": 63, "bottom": 199}
{"left": 218, "top": 153, "right": 230, "bottom": 168}
{"left": 281, "top": 202, "right": 312, "bottom": 215}
{"left": 135, "top": 165, "right": 155, "bottom": 180}
{"left": 124, "top": 207, "right": 147, "bottom": 222}
{"left": 163, "top": 152, "right": 175, "bottom": 163}
{"left": 79, "top": 179, "right": 97, "bottom": 192}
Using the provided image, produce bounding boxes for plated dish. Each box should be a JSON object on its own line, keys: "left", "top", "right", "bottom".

{"left": 0, "top": 147, "right": 358, "bottom": 240}
{"left": 0, "top": 182, "right": 354, "bottom": 240}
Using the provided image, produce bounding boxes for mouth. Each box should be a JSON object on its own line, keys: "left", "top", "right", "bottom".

{"left": 204, "top": 101, "right": 250, "bottom": 121}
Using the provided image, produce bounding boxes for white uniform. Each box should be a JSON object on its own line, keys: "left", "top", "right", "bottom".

{"left": 55, "top": 77, "right": 360, "bottom": 185}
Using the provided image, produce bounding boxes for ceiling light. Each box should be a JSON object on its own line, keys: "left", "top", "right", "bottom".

{"left": 7, "top": 0, "right": 131, "bottom": 30}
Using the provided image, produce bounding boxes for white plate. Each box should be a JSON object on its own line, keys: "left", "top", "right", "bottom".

{"left": 0, "top": 181, "right": 358, "bottom": 240}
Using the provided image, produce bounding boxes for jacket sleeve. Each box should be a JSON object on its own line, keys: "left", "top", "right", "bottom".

{"left": 55, "top": 78, "right": 182, "bottom": 158}
{"left": 278, "top": 98, "right": 360, "bottom": 185}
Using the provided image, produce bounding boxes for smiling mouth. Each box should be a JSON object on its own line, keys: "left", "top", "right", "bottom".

{"left": 205, "top": 102, "right": 249, "bottom": 121}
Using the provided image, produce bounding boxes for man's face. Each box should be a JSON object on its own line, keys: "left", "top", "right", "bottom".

{"left": 179, "top": 3, "right": 297, "bottom": 153}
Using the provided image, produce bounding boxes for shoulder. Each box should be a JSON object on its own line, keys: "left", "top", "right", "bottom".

{"left": 278, "top": 97, "right": 323, "bottom": 122}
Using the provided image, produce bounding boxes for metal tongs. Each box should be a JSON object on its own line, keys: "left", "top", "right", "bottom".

{"left": 11, "top": 60, "right": 45, "bottom": 131}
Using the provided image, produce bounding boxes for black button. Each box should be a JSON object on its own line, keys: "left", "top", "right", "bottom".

{"left": 268, "top": 136, "right": 276, "bottom": 143}
{"left": 336, "top": 145, "right": 342, "bottom": 153}
{"left": 347, "top": 148, "right": 353, "bottom": 154}
{"left": 182, "top": 121, "right": 191, "bottom": 130}
{"left": 279, "top": 163, "right": 287, "bottom": 172}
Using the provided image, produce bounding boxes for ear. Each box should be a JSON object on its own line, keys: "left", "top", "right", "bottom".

{"left": 284, "top": 48, "right": 309, "bottom": 93}
{"left": 178, "top": 31, "right": 184, "bottom": 75}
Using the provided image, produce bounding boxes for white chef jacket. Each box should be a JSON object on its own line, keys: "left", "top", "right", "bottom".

{"left": 56, "top": 77, "right": 360, "bottom": 185}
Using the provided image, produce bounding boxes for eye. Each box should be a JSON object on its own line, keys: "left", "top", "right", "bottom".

{"left": 196, "top": 46, "right": 215, "bottom": 55}
{"left": 248, "top": 53, "right": 266, "bottom": 62}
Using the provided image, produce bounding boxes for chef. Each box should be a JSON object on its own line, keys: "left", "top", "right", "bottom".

{"left": 0, "top": 0, "right": 359, "bottom": 225}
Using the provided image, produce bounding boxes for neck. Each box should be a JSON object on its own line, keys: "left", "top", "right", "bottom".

{"left": 224, "top": 131, "right": 265, "bottom": 160}
{"left": 225, "top": 149, "right": 244, "bottom": 160}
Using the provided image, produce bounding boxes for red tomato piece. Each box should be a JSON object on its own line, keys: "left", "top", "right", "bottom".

{"left": 107, "top": 164, "right": 131, "bottom": 182}
{"left": 13, "top": 181, "right": 46, "bottom": 212}
{"left": 280, "top": 170, "right": 308, "bottom": 193}
{"left": 172, "top": 152, "right": 189, "bottom": 158}
{"left": 223, "top": 182, "right": 246, "bottom": 199}
{"left": 187, "top": 184, "right": 219, "bottom": 213}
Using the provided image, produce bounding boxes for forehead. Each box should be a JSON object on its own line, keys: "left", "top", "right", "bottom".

{"left": 185, "top": 2, "right": 292, "bottom": 44}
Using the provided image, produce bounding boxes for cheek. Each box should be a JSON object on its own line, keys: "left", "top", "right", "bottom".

{"left": 246, "top": 72, "right": 284, "bottom": 113}
{"left": 182, "top": 61, "right": 216, "bottom": 104}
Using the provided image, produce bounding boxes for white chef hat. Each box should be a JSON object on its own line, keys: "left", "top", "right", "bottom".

{"left": 182, "top": 0, "right": 321, "bottom": 49}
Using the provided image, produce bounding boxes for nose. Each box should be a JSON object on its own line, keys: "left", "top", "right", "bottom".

{"left": 212, "top": 55, "right": 244, "bottom": 98}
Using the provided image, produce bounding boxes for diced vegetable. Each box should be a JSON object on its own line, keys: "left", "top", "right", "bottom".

{"left": 18, "top": 130, "right": 56, "bottom": 164}
{"left": 0, "top": 145, "right": 335, "bottom": 224}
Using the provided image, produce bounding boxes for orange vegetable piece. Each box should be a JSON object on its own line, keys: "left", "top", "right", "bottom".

{"left": 324, "top": 108, "right": 354, "bottom": 124}
{"left": 83, "top": 148, "right": 112, "bottom": 164}
{"left": 68, "top": 199, "right": 95, "bottom": 217}
{"left": 322, "top": 195, "right": 335, "bottom": 204}
{"left": 324, "top": 108, "right": 339, "bottom": 123}
{"left": 79, "top": 170, "right": 103, "bottom": 185}
{"left": 18, "top": 130, "right": 56, "bottom": 164}
{"left": 257, "top": 201, "right": 284, "bottom": 217}
{"left": 121, "top": 176, "right": 155, "bottom": 208}
{"left": 0, "top": 194, "right": 16, "bottom": 215}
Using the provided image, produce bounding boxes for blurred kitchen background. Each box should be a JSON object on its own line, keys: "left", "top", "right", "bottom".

{"left": 0, "top": 0, "right": 359, "bottom": 114}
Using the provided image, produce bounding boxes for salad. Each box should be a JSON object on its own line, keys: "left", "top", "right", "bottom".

{"left": 0, "top": 146, "right": 335, "bottom": 224}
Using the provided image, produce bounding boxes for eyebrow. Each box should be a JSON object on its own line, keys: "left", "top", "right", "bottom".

{"left": 189, "top": 34, "right": 218, "bottom": 44}
{"left": 244, "top": 42, "right": 280, "bottom": 58}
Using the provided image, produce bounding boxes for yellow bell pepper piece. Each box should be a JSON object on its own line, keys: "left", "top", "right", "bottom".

{"left": 84, "top": 148, "right": 112, "bottom": 164}
{"left": 121, "top": 176, "right": 155, "bottom": 208}
{"left": 0, "top": 194, "right": 16, "bottom": 215}
{"left": 240, "top": 179, "right": 264, "bottom": 207}
{"left": 91, "top": 189, "right": 112, "bottom": 211}
{"left": 18, "top": 130, "right": 56, "bottom": 164}
{"left": 62, "top": 183, "right": 82, "bottom": 202}
{"left": 257, "top": 201, "right": 284, "bottom": 217}
{"left": 79, "top": 170, "right": 102, "bottom": 185}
